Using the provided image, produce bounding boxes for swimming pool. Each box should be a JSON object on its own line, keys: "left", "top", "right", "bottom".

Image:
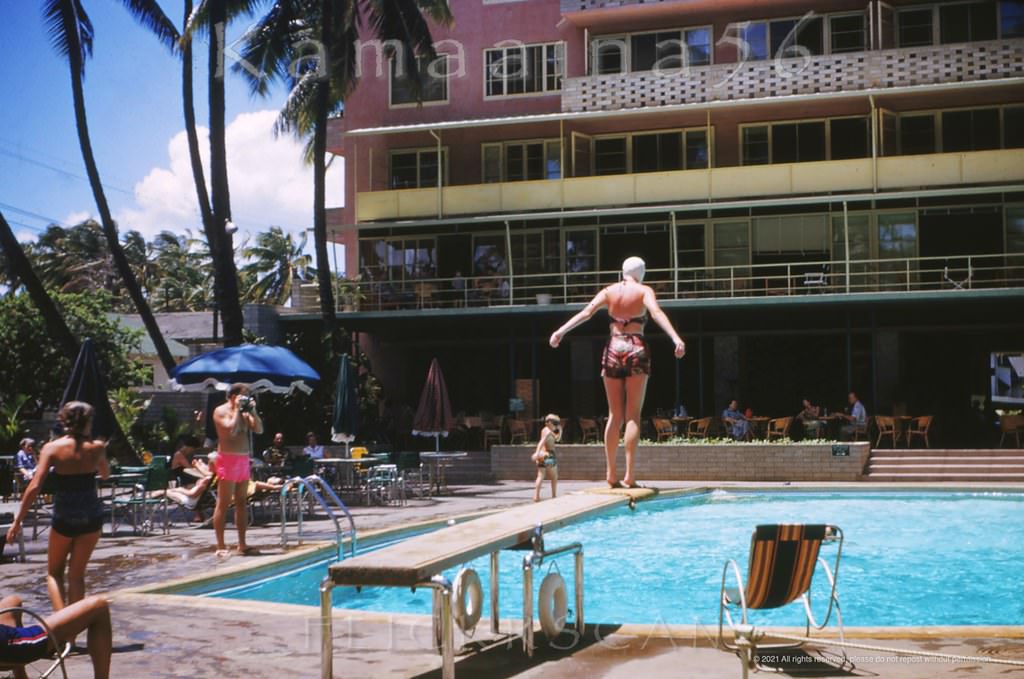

{"left": 186, "top": 491, "right": 1024, "bottom": 627}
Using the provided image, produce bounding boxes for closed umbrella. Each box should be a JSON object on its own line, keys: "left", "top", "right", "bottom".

{"left": 331, "top": 354, "right": 359, "bottom": 455}
{"left": 170, "top": 344, "right": 319, "bottom": 394}
{"left": 60, "top": 338, "right": 135, "bottom": 463}
{"left": 412, "top": 358, "right": 454, "bottom": 452}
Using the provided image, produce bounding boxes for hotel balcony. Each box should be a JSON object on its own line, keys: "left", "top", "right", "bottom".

{"left": 562, "top": 39, "right": 1024, "bottom": 113}
{"left": 355, "top": 148, "right": 1024, "bottom": 222}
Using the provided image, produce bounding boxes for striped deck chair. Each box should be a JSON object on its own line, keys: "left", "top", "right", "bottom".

{"left": 718, "top": 524, "right": 845, "bottom": 670}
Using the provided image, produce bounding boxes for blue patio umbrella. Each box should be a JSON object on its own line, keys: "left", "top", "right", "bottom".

{"left": 170, "top": 344, "right": 320, "bottom": 394}
{"left": 60, "top": 338, "right": 136, "bottom": 462}
{"left": 331, "top": 354, "right": 359, "bottom": 452}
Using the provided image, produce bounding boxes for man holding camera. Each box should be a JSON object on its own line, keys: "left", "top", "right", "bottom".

{"left": 212, "top": 384, "right": 264, "bottom": 556}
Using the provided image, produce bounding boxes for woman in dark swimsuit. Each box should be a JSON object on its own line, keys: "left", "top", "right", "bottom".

{"left": 550, "top": 257, "right": 686, "bottom": 489}
{"left": 6, "top": 401, "right": 109, "bottom": 611}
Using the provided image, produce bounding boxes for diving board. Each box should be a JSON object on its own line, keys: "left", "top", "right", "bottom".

{"left": 328, "top": 490, "right": 642, "bottom": 587}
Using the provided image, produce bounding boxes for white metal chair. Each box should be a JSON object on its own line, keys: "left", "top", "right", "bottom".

{"left": 0, "top": 607, "right": 71, "bottom": 679}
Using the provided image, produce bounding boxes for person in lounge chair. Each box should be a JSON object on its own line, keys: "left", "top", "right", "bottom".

{"left": 0, "top": 594, "right": 111, "bottom": 679}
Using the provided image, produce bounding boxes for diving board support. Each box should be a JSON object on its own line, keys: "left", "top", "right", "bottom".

{"left": 521, "top": 523, "right": 585, "bottom": 657}
{"left": 490, "top": 551, "right": 500, "bottom": 635}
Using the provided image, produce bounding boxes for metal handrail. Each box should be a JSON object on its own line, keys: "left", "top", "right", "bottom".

{"left": 279, "top": 474, "right": 357, "bottom": 561}
{"left": 327, "top": 252, "right": 1024, "bottom": 312}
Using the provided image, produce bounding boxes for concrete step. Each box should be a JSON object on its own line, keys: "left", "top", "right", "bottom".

{"left": 868, "top": 463, "right": 1024, "bottom": 471}
{"left": 866, "top": 472, "right": 1024, "bottom": 481}
{"left": 870, "top": 456, "right": 1024, "bottom": 464}
{"left": 869, "top": 448, "right": 1023, "bottom": 457}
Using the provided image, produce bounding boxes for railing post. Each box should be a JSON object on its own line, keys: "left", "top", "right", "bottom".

{"left": 906, "top": 259, "right": 911, "bottom": 291}
{"left": 491, "top": 551, "right": 500, "bottom": 634}
{"left": 786, "top": 264, "right": 792, "bottom": 295}
{"left": 523, "top": 554, "right": 534, "bottom": 656}
{"left": 320, "top": 577, "right": 335, "bottom": 679}
{"left": 730, "top": 267, "right": 735, "bottom": 297}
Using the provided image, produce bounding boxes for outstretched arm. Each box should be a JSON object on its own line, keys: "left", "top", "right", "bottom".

{"left": 643, "top": 288, "right": 686, "bottom": 358}
{"left": 549, "top": 288, "right": 608, "bottom": 348}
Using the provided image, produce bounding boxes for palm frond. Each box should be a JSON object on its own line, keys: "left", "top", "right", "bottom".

{"left": 42, "top": 0, "right": 94, "bottom": 74}
{"left": 233, "top": 1, "right": 309, "bottom": 96}
{"left": 274, "top": 70, "right": 319, "bottom": 137}
{"left": 118, "top": 0, "right": 181, "bottom": 51}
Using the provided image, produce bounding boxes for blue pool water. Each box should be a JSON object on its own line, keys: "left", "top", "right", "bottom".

{"left": 195, "top": 491, "right": 1024, "bottom": 627}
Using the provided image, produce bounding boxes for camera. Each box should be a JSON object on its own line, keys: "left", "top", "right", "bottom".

{"left": 237, "top": 395, "right": 255, "bottom": 413}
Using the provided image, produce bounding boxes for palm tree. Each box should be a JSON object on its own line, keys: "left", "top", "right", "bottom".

{"left": 0, "top": 212, "right": 79, "bottom": 360}
{"left": 181, "top": 1, "right": 261, "bottom": 347}
{"left": 122, "top": 229, "right": 159, "bottom": 301}
{"left": 236, "top": 0, "right": 452, "bottom": 352}
{"left": 242, "top": 226, "right": 315, "bottom": 305}
{"left": 43, "top": 0, "right": 179, "bottom": 373}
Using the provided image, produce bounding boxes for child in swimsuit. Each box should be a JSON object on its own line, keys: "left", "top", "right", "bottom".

{"left": 532, "top": 414, "right": 560, "bottom": 502}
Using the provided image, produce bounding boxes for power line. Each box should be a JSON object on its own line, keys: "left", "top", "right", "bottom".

{"left": 0, "top": 147, "right": 134, "bottom": 196}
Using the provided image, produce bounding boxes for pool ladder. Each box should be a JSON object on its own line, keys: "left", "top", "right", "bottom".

{"left": 280, "top": 474, "right": 357, "bottom": 561}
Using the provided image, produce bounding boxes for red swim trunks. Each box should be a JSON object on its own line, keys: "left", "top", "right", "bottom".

{"left": 601, "top": 334, "right": 651, "bottom": 379}
{"left": 214, "top": 453, "right": 251, "bottom": 482}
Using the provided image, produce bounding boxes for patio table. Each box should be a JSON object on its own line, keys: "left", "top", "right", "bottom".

{"left": 419, "top": 452, "right": 467, "bottom": 495}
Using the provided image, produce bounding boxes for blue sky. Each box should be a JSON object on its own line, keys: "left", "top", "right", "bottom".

{"left": 0, "top": 1, "right": 343, "bottom": 253}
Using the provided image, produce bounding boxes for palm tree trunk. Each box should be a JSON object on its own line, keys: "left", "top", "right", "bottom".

{"left": 0, "top": 213, "right": 79, "bottom": 359}
{"left": 182, "top": 0, "right": 213, "bottom": 229}
{"left": 65, "top": 47, "right": 178, "bottom": 374}
{"left": 207, "top": 0, "right": 245, "bottom": 346}
{"left": 313, "top": 0, "right": 339, "bottom": 352}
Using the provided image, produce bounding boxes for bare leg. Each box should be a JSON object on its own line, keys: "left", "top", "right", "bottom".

{"left": 603, "top": 377, "right": 626, "bottom": 486}
{"left": 65, "top": 530, "right": 100, "bottom": 606}
{"left": 234, "top": 481, "right": 249, "bottom": 552}
{"left": 550, "top": 467, "right": 558, "bottom": 499}
{"left": 622, "top": 374, "right": 649, "bottom": 487}
{"left": 533, "top": 468, "right": 544, "bottom": 502}
{"left": 213, "top": 479, "right": 236, "bottom": 552}
{"left": 46, "top": 530, "right": 74, "bottom": 610}
{"left": 45, "top": 595, "right": 112, "bottom": 679}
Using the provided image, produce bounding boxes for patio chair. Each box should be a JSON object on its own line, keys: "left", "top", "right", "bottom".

{"left": 577, "top": 418, "right": 601, "bottom": 444}
{"left": 687, "top": 417, "right": 712, "bottom": 439}
{"left": 718, "top": 524, "right": 845, "bottom": 672}
{"left": 483, "top": 415, "right": 504, "bottom": 449}
{"left": 507, "top": 418, "right": 529, "bottom": 445}
{"left": 999, "top": 414, "right": 1024, "bottom": 448}
{"left": 766, "top": 416, "right": 793, "bottom": 441}
{"left": 111, "top": 458, "right": 170, "bottom": 536}
{"left": 0, "top": 605, "right": 72, "bottom": 679}
{"left": 905, "top": 415, "right": 933, "bottom": 448}
{"left": 874, "top": 416, "right": 899, "bottom": 448}
{"left": 651, "top": 417, "right": 674, "bottom": 442}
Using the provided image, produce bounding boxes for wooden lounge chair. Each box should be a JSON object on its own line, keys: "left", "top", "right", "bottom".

{"left": 905, "top": 415, "right": 933, "bottom": 448}
{"left": 999, "top": 414, "right": 1024, "bottom": 448}
{"left": 507, "top": 418, "right": 529, "bottom": 445}
{"left": 766, "top": 416, "right": 793, "bottom": 440}
{"left": 874, "top": 416, "right": 899, "bottom": 448}
{"left": 718, "top": 524, "right": 845, "bottom": 672}
{"left": 577, "top": 418, "right": 600, "bottom": 444}
{"left": 687, "top": 416, "right": 712, "bottom": 439}
{"left": 651, "top": 417, "right": 674, "bottom": 442}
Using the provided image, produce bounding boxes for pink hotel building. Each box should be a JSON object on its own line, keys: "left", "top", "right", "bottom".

{"left": 309, "top": 0, "right": 1024, "bottom": 441}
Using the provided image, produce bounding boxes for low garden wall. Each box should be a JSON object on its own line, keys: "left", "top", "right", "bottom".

{"left": 491, "top": 442, "right": 872, "bottom": 482}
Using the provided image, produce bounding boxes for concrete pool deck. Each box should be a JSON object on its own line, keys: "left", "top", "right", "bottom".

{"left": 3, "top": 480, "right": 1024, "bottom": 677}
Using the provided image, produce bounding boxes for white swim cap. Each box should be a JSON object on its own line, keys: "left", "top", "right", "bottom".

{"left": 622, "top": 256, "right": 646, "bottom": 282}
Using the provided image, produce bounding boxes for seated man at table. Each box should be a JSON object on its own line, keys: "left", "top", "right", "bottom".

{"left": 14, "top": 439, "right": 37, "bottom": 483}
{"left": 797, "top": 398, "right": 824, "bottom": 438}
{"left": 261, "top": 432, "right": 289, "bottom": 466}
{"left": 722, "top": 400, "right": 752, "bottom": 440}
{"left": 838, "top": 391, "right": 868, "bottom": 440}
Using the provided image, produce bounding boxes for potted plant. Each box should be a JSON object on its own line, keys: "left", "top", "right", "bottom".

{"left": 337, "top": 275, "right": 366, "bottom": 312}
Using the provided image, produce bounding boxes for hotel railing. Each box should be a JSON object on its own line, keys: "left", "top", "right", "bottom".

{"left": 332, "top": 252, "right": 1024, "bottom": 313}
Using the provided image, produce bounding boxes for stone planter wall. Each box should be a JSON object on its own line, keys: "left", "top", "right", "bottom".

{"left": 492, "top": 443, "right": 871, "bottom": 482}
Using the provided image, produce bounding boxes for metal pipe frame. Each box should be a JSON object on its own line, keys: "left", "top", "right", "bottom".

{"left": 280, "top": 475, "right": 357, "bottom": 561}
{"left": 520, "top": 525, "right": 585, "bottom": 657}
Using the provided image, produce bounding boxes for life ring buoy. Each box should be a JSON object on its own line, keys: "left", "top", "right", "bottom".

{"left": 453, "top": 568, "right": 483, "bottom": 632}
{"left": 538, "top": 572, "right": 568, "bottom": 637}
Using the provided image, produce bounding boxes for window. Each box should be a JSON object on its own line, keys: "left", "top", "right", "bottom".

{"left": 898, "top": 8, "right": 934, "bottom": 46}
{"left": 742, "top": 126, "right": 771, "bottom": 165}
{"left": 685, "top": 130, "right": 709, "bottom": 169}
{"left": 1007, "top": 207, "right": 1024, "bottom": 253}
{"left": 593, "top": 38, "right": 626, "bottom": 74}
{"left": 942, "top": 109, "right": 1000, "bottom": 152}
{"left": 390, "top": 55, "right": 447, "bottom": 106}
{"left": 676, "top": 223, "right": 706, "bottom": 268}
{"left": 738, "top": 22, "right": 769, "bottom": 61}
{"left": 389, "top": 149, "right": 445, "bottom": 189}
{"left": 594, "top": 137, "right": 628, "bottom": 175}
{"left": 713, "top": 221, "right": 750, "bottom": 268}
{"left": 1003, "top": 1, "right": 1024, "bottom": 37}
{"left": 566, "top": 229, "right": 598, "bottom": 273}
{"left": 770, "top": 16, "right": 824, "bottom": 58}
{"left": 832, "top": 214, "right": 871, "bottom": 280}
{"left": 940, "top": 2, "right": 997, "bottom": 43}
{"left": 830, "top": 14, "right": 866, "bottom": 53}
{"left": 510, "top": 230, "right": 560, "bottom": 276}
{"left": 900, "top": 115, "right": 936, "bottom": 155}
{"left": 485, "top": 43, "right": 563, "bottom": 97}
{"left": 877, "top": 213, "right": 917, "bottom": 260}
{"left": 1006, "top": 107, "right": 1024, "bottom": 149}
{"left": 830, "top": 117, "right": 870, "bottom": 160}
{"left": 632, "top": 132, "right": 683, "bottom": 172}
{"left": 483, "top": 140, "right": 561, "bottom": 182}
{"left": 631, "top": 31, "right": 683, "bottom": 72}
{"left": 772, "top": 121, "right": 826, "bottom": 164}
{"left": 360, "top": 237, "right": 437, "bottom": 281}
{"left": 685, "top": 27, "right": 713, "bottom": 66}
{"left": 754, "top": 215, "right": 828, "bottom": 254}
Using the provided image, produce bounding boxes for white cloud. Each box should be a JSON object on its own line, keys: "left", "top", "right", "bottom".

{"left": 117, "top": 110, "right": 344, "bottom": 246}
{"left": 15, "top": 229, "right": 39, "bottom": 243}
{"left": 63, "top": 210, "right": 93, "bottom": 226}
